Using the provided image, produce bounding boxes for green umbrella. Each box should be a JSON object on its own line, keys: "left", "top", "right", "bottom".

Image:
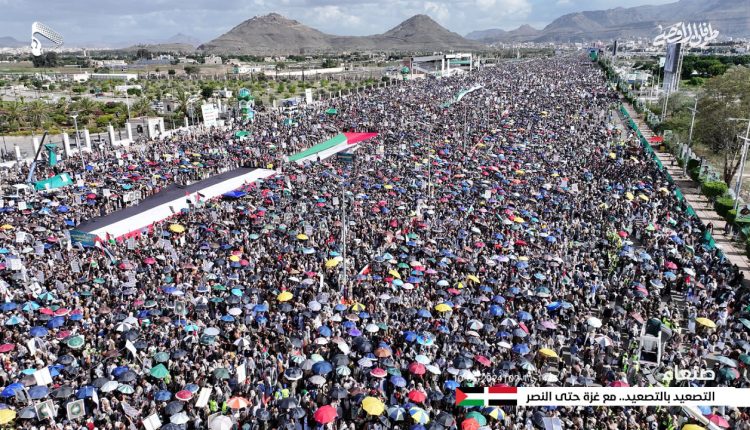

{"left": 153, "top": 352, "right": 170, "bottom": 363}
{"left": 66, "top": 335, "right": 85, "bottom": 349}
{"left": 325, "top": 108, "right": 338, "bottom": 115}
{"left": 94, "top": 278, "right": 106, "bottom": 284}
{"left": 150, "top": 364, "right": 169, "bottom": 379}
{"left": 739, "top": 354, "right": 750, "bottom": 365}
{"left": 212, "top": 368, "right": 230, "bottom": 380}
{"left": 212, "top": 284, "right": 226, "bottom": 291}
{"left": 466, "top": 411, "right": 487, "bottom": 426}
{"left": 117, "top": 384, "right": 135, "bottom": 394}
{"left": 739, "top": 318, "right": 750, "bottom": 330}
{"left": 397, "top": 263, "right": 410, "bottom": 269}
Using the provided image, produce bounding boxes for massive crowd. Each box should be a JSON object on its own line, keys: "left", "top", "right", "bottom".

{"left": 0, "top": 55, "right": 749, "bottom": 430}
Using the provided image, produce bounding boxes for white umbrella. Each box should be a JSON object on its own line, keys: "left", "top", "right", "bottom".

{"left": 586, "top": 317, "right": 602, "bottom": 328}
{"left": 314, "top": 337, "right": 329, "bottom": 345}
{"left": 204, "top": 327, "right": 220, "bottom": 336}
{"left": 309, "top": 375, "right": 326, "bottom": 385}
{"left": 101, "top": 381, "right": 120, "bottom": 393}
{"left": 115, "top": 322, "right": 132, "bottom": 332}
{"left": 234, "top": 338, "right": 251, "bottom": 349}
{"left": 594, "top": 335, "right": 613, "bottom": 347}
{"left": 498, "top": 341, "right": 512, "bottom": 349}
{"left": 170, "top": 412, "right": 190, "bottom": 425}
{"left": 308, "top": 301, "right": 322, "bottom": 311}
{"left": 426, "top": 364, "right": 441, "bottom": 375}
{"left": 210, "top": 415, "right": 233, "bottom": 430}
{"left": 337, "top": 342, "right": 350, "bottom": 354}
{"left": 415, "top": 354, "right": 431, "bottom": 365}
{"left": 365, "top": 324, "right": 379, "bottom": 333}
{"left": 541, "top": 373, "right": 559, "bottom": 383}
{"left": 228, "top": 307, "right": 242, "bottom": 316}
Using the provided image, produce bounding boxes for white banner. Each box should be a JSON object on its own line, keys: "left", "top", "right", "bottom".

{"left": 195, "top": 387, "right": 212, "bottom": 408}
{"left": 34, "top": 367, "right": 53, "bottom": 386}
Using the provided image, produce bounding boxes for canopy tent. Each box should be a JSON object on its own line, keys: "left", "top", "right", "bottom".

{"left": 288, "top": 133, "right": 378, "bottom": 163}
{"left": 325, "top": 109, "right": 338, "bottom": 115}
{"left": 34, "top": 173, "right": 74, "bottom": 191}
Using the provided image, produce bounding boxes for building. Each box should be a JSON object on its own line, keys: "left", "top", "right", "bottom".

{"left": 404, "top": 53, "right": 474, "bottom": 79}
{"left": 92, "top": 59, "right": 128, "bottom": 68}
{"left": 233, "top": 64, "right": 264, "bottom": 74}
{"left": 205, "top": 55, "right": 223, "bottom": 65}
{"left": 89, "top": 73, "right": 138, "bottom": 81}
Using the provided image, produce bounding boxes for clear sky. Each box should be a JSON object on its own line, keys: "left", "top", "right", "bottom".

{"left": 1, "top": 0, "right": 678, "bottom": 45}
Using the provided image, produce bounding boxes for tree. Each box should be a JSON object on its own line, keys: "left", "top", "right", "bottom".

{"left": 24, "top": 100, "right": 50, "bottom": 129}
{"left": 136, "top": 48, "right": 151, "bottom": 59}
{"left": 322, "top": 58, "right": 339, "bottom": 68}
{"left": 200, "top": 85, "right": 215, "bottom": 100}
{"left": 183, "top": 66, "right": 200, "bottom": 77}
{"left": 168, "top": 69, "right": 176, "bottom": 77}
{"left": 131, "top": 98, "right": 154, "bottom": 117}
{"left": 694, "top": 67, "right": 750, "bottom": 184}
{"left": 31, "top": 52, "right": 58, "bottom": 68}
{"left": 0, "top": 101, "right": 25, "bottom": 132}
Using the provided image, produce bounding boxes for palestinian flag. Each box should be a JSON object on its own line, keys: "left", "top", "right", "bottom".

{"left": 456, "top": 386, "right": 518, "bottom": 407}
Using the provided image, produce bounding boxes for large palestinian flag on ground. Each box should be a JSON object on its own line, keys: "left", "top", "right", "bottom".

{"left": 288, "top": 132, "right": 378, "bottom": 162}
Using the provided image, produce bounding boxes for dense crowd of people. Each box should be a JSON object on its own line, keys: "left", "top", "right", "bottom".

{"left": 0, "top": 55, "right": 749, "bottom": 430}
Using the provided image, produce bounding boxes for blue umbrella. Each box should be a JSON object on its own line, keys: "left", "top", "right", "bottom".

{"left": 37, "top": 292, "right": 56, "bottom": 302}
{"left": 417, "top": 309, "right": 432, "bottom": 318}
{"left": 154, "top": 390, "right": 172, "bottom": 401}
{"left": 312, "top": 361, "right": 333, "bottom": 375}
{"left": 318, "top": 326, "right": 332, "bottom": 337}
{"left": 0, "top": 302, "right": 17, "bottom": 312}
{"left": 111, "top": 366, "right": 130, "bottom": 377}
{"left": 444, "top": 380, "right": 459, "bottom": 390}
{"left": 390, "top": 375, "right": 407, "bottom": 387}
{"left": 0, "top": 383, "right": 24, "bottom": 398}
{"left": 22, "top": 301, "right": 40, "bottom": 312}
{"left": 4, "top": 316, "right": 23, "bottom": 326}
{"left": 76, "top": 386, "right": 95, "bottom": 399}
{"left": 546, "top": 302, "right": 562, "bottom": 311}
{"left": 334, "top": 304, "right": 347, "bottom": 312}
{"left": 489, "top": 305, "right": 504, "bottom": 317}
{"left": 404, "top": 331, "right": 417, "bottom": 342}
{"left": 516, "top": 311, "right": 533, "bottom": 321}
{"left": 28, "top": 386, "right": 49, "bottom": 399}
{"left": 29, "top": 326, "right": 48, "bottom": 337}
{"left": 184, "top": 384, "right": 200, "bottom": 393}
{"left": 220, "top": 315, "right": 235, "bottom": 322}
{"left": 253, "top": 304, "right": 269, "bottom": 312}
{"left": 512, "top": 344, "right": 530, "bottom": 354}
{"left": 47, "top": 317, "right": 65, "bottom": 328}
{"left": 48, "top": 365, "right": 63, "bottom": 377}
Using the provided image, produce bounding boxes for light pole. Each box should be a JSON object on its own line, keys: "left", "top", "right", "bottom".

{"left": 729, "top": 117, "right": 750, "bottom": 212}
{"left": 71, "top": 113, "right": 85, "bottom": 175}
{"left": 124, "top": 90, "right": 131, "bottom": 121}
{"left": 683, "top": 96, "right": 698, "bottom": 177}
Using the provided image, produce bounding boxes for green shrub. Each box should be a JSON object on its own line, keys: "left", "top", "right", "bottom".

{"left": 701, "top": 181, "right": 728, "bottom": 199}
{"left": 746, "top": 238, "right": 750, "bottom": 256}
{"left": 728, "top": 209, "right": 737, "bottom": 224}
{"left": 686, "top": 158, "right": 700, "bottom": 171}
{"left": 715, "top": 197, "right": 735, "bottom": 217}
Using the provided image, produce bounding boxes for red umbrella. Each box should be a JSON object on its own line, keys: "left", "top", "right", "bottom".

{"left": 175, "top": 390, "right": 193, "bottom": 401}
{"left": 40, "top": 308, "right": 54, "bottom": 315}
{"left": 370, "top": 368, "right": 387, "bottom": 378}
{"left": 665, "top": 261, "right": 678, "bottom": 270}
{"left": 618, "top": 231, "right": 628, "bottom": 238}
{"left": 54, "top": 308, "right": 70, "bottom": 317}
{"left": 313, "top": 405, "right": 338, "bottom": 424}
{"left": 143, "top": 257, "right": 156, "bottom": 265}
{"left": 609, "top": 381, "right": 630, "bottom": 387}
{"left": 462, "top": 418, "right": 480, "bottom": 430}
{"left": 86, "top": 193, "right": 97, "bottom": 199}
{"left": 0, "top": 343, "right": 15, "bottom": 353}
{"left": 408, "top": 390, "right": 426, "bottom": 403}
{"left": 408, "top": 362, "right": 426, "bottom": 375}
{"left": 705, "top": 414, "right": 730, "bottom": 428}
{"left": 474, "top": 355, "right": 492, "bottom": 367}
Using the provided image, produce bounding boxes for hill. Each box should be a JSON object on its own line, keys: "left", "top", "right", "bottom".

{"left": 199, "top": 13, "right": 484, "bottom": 54}
{"left": 0, "top": 36, "right": 25, "bottom": 48}
{"left": 467, "top": 0, "right": 749, "bottom": 43}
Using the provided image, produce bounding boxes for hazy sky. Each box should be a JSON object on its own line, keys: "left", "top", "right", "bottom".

{"left": 1, "top": 0, "right": 678, "bottom": 45}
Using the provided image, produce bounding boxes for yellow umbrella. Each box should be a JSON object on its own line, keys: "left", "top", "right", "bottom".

{"left": 169, "top": 224, "right": 185, "bottom": 233}
{"left": 435, "top": 303, "right": 452, "bottom": 313}
{"left": 515, "top": 169, "right": 525, "bottom": 175}
{"left": 681, "top": 426, "right": 705, "bottom": 430}
{"left": 362, "top": 397, "right": 385, "bottom": 416}
{"left": 625, "top": 192, "right": 634, "bottom": 201}
{"left": 638, "top": 194, "right": 649, "bottom": 201}
{"left": 538, "top": 348, "right": 559, "bottom": 359}
{"left": 0, "top": 409, "right": 16, "bottom": 425}
{"left": 384, "top": 184, "right": 394, "bottom": 190}
{"left": 456, "top": 282, "right": 464, "bottom": 290}
{"left": 466, "top": 275, "right": 480, "bottom": 284}
{"left": 296, "top": 233, "right": 309, "bottom": 241}
{"left": 695, "top": 317, "right": 716, "bottom": 329}
{"left": 658, "top": 187, "right": 669, "bottom": 194}
{"left": 351, "top": 303, "right": 366, "bottom": 312}
{"left": 229, "top": 255, "right": 240, "bottom": 262}
{"left": 518, "top": 256, "right": 529, "bottom": 261}
{"left": 513, "top": 217, "right": 525, "bottom": 223}
{"left": 277, "top": 291, "right": 293, "bottom": 302}
{"left": 609, "top": 152, "right": 616, "bottom": 159}
{"left": 325, "top": 257, "right": 342, "bottom": 268}
{"left": 388, "top": 269, "right": 401, "bottom": 280}
{"left": 0, "top": 224, "right": 13, "bottom": 230}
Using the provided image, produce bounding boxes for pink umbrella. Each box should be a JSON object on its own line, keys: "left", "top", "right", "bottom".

{"left": 705, "top": 414, "right": 730, "bottom": 428}
{"left": 56, "top": 330, "right": 71, "bottom": 340}
{"left": 474, "top": 355, "right": 492, "bottom": 367}
{"left": 609, "top": 381, "right": 630, "bottom": 387}
{"left": 369, "top": 368, "right": 387, "bottom": 378}
{"left": 408, "top": 362, "right": 426, "bottom": 375}
{"left": 447, "top": 288, "right": 461, "bottom": 296}
{"left": 143, "top": 257, "right": 156, "bottom": 265}
{"left": 540, "top": 320, "right": 557, "bottom": 330}
{"left": 175, "top": 390, "right": 193, "bottom": 401}
{"left": 54, "top": 308, "right": 70, "bottom": 317}
{"left": 0, "top": 343, "right": 15, "bottom": 353}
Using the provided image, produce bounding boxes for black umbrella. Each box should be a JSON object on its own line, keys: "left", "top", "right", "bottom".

{"left": 428, "top": 390, "right": 444, "bottom": 401}
{"left": 63, "top": 365, "right": 81, "bottom": 376}
{"left": 289, "top": 338, "right": 303, "bottom": 348}
{"left": 18, "top": 406, "right": 37, "bottom": 419}
{"left": 330, "top": 386, "right": 348, "bottom": 399}
{"left": 51, "top": 386, "right": 74, "bottom": 399}
{"left": 284, "top": 367, "right": 303, "bottom": 380}
{"left": 290, "top": 407, "right": 306, "bottom": 419}
{"left": 332, "top": 354, "right": 350, "bottom": 367}
{"left": 532, "top": 411, "right": 546, "bottom": 429}
{"left": 133, "top": 340, "right": 148, "bottom": 350}
{"left": 165, "top": 401, "right": 184, "bottom": 415}
{"left": 453, "top": 357, "right": 473, "bottom": 369}
{"left": 118, "top": 370, "right": 138, "bottom": 383}
{"left": 122, "top": 330, "right": 139, "bottom": 341}
{"left": 435, "top": 412, "right": 456, "bottom": 427}
{"left": 279, "top": 397, "right": 298, "bottom": 409}
{"left": 92, "top": 377, "right": 111, "bottom": 388}
{"left": 171, "top": 349, "right": 188, "bottom": 360}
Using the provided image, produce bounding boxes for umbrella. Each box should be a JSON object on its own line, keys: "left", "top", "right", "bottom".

{"left": 150, "top": 364, "right": 170, "bottom": 379}
{"left": 227, "top": 397, "right": 251, "bottom": 409}
{"left": 330, "top": 386, "right": 348, "bottom": 400}
{"left": 704, "top": 415, "right": 730, "bottom": 428}
{"left": 462, "top": 418, "right": 480, "bottom": 430}
{"left": 209, "top": 416, "right": 233, "bottom": 430}
{"left": 387, "top": 406, "right": 407, "bottom": 421}
{"left": 101, "top": 381, "right": 120, "bottom": 393}
{"left": 313, "top": 405, "right": 338, "bottom": 424}
{"left": 76, "top": 386, "right": 95, "bottom": 399}
{"left": 409, "top": 407, "right": 430, "bottom": 424}
{"left": 28, "top": 386, "right": 49, "bottom": 399}
{"left": 212, "top": 367, "right": 230, "bottom": 380}
{"left": 695, "top": 317, "right": 716, "bottom": 329}
{"left": 175, "top": 390, "right": 193, "bottom": 401}
{"left": 538, "top": 348, "right": 558, "bottom": 359}
{"left": 408, "top": 390, "right": 427, "bottom": 403}
{"left": 586, "top": 317, "right": 602, "bottom": 328}
{"left": 362, "top": 397, "right": 385, "bottom": 416}
{"left": 170, "top": 412, "right": 190, "bottom": 425}
{"left": 0, "top": 409, "right": 15, "bottom": 425}
{"left": 51, "top": 386, "right": 74, "bottom": 399}
{"left": 155, "top": 390, "right": 172, "bottom": 402}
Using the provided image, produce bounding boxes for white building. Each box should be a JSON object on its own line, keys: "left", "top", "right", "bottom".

{"left": 205, "top": 55, "right": 223, "bottom": 65}
{"left": 89, "top": 73, "right": 138, "bottom": 81}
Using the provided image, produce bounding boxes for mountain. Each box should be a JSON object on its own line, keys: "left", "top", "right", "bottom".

{"left": 164, "top": 33, "right": 201, "bottom": 47}
{"left": 0, "top": 36, "right": 25, "bottom": 48}
{"left": 199, "top": 13, "right": 484, "bottom": 54}
{"left": 468, "top": 0, "right": 749, "bottom": 43}
{"left": 124, "top": 43, "right": 196, "bottom": 54}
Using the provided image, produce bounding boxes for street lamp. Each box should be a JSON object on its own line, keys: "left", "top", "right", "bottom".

{"left": 728, "top": 117, "right": 750, "bottom": 212}
{"left": 70, "top": 113, "right": 85, "bottom": 175}
{"left": 683, "top": 96, "right": 699, "bottom": 177}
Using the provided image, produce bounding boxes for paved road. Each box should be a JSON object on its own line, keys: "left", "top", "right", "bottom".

{"left": 623, "top": 103, "right": 750, "bottom": 283}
